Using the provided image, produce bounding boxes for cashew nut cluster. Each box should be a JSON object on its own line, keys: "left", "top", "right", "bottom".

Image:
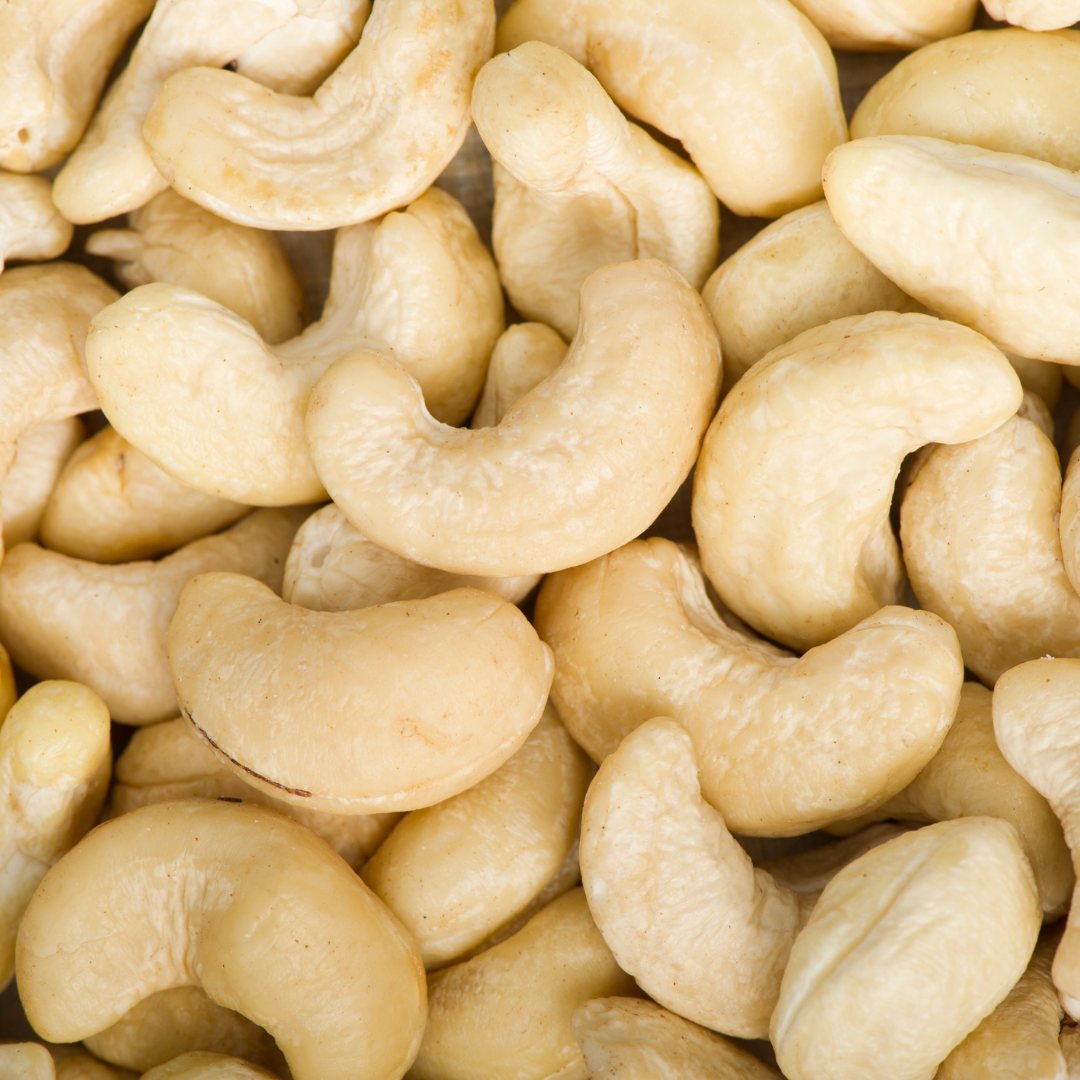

{"left": 787, "top": 0, "right": 977, "bottom": 50}
{"left": 0, "top": 173, "right": 72, "bottom": 272}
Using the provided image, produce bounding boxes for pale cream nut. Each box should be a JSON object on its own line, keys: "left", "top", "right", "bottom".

{"left": 470, "top": 323, "right": 567, "bottom": 431}
{"left": 984, "top": 0, "right": 1080, "bottom": 30}
{"left": 0, "top": 172, "right": 73, "bottom": 271}
{"left": 787, "top": 0, "right": 977, "bottom": 49}
{"left": 140, "top": 1053, "right": 278, "bottom": 1080}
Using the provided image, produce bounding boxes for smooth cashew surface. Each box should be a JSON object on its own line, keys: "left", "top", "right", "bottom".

{"left": 16, "top": 800, "right": 427, "bottom": 1080}
{"left": 823, "top": 135, "right": 1080, "bottom": 365}
{"left": 470, "top": 323, "right": 567, "bottom": 431}
{"left": 88, "top": 187, "right": 503, "bottom": 505}
{"left": 495, "top": 0, "right": 846, "bottom": 217}
{"left": 409, "top": 887, "right": 636, "bottom": 1080}
{"left": 692, "top": 311, "right": 1022, "bottom": 651}
{"left": 0, "top": 172, "right": 72, "bottom": 272}
{"left": 140, "top": 1053, "right": 278, "bottom": 1080}
{"left": 361, "top": 707, "right": 591, "bottom": 967}
{"left": 139, "top": 0, "right": 493, "bottom": 230}
{"left": 308, "top": 259, "right": 720, "bottom": 577}
{"left": 474, "top": 42, "right": 719, "bottom": 340}
{"left": 771, "top": 818, "right": 1042, "bottom": 1080}
{"left": 536, "top": 538, "right": 963, "bottom": 836}
{"left": 983, "top": 0, "right": 1080, "bottom": 30}
{"left": 52, "top": 0, "right": 370, "bottom": 224}
{"left": 168, "top": 573, "right": 553, "bottom": 814}
{"left": 0, "top": 508, "right": 304, "bottom": 726}
{"left": 787, "top": 0, "right": 977, "bottom": 50}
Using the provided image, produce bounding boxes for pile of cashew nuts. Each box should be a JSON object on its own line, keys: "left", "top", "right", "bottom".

{"left": 6, "top": 0, "right": 1080, "bottom": 1078}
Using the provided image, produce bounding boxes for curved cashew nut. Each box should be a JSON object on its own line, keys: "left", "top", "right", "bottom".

{"left": 0, "top": 172, "right": 72, "bottom": 271}
{"left": 138, "top": 0, "right": 493, "bottom": 230}
{"left": 141, "top": 1054, "right": 276, "bottom": 1080}
{"left": 52, "top": 0, "right": 370, "bottom": 224}
{"left": 473, "top": 42, "right": 719, "bottom": 340}
{"left": 16, "top": 800, "right": 427, "bottom": 1080}
{"left": 0, "top": 508, "right": 305, "bottom": 725}
{"left": 88, "top": 187, "right": 503, "bottom": 505}
{"left": 2, "top": 418, "right": 84, "bottom": 549}
{"left": 307, "top": 260, "right": 720, "bottom": 577}
{"left": 787, "top": 0, "right": 977, "bottom": 50}
{"left": 495, "top": 0, "right": 846, "bottom": 218}
{"left": 983, "top": 0, "right": 1080, "bottom": 29}
{"left": 534, "top": 538, "right": 963, "bottom": 836}
{"left": 691, "top": 311, "right": 1022, "bottom": 651}
{"left": 823, "top": 135, "right": 1080, "bottom": 364}
{"left": 470, "top": 323, "right": 567, "bottom": 431}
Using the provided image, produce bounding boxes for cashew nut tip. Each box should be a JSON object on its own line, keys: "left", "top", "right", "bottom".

{"left": 982, "top": 0, "right": 1080, "bottom": 30}
{"left": 787, "top": 0, "right": 977, "bottom": 50}
{"left": 0, "top": 172, "right": 73, "bottom": 272}
{"left": 140, "top": 1052, "right": 279, "bottom": 1080}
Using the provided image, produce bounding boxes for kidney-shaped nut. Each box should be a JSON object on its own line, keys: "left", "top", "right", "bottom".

{"left": 983, "top": 0, "right": 1080, "bottom": 29}
{"left": 139, "top": 0, "right": 493, "bottom": 230}
{"left": 473, "top": 42, "right": 719, "bottom": 341}
{"left": 308, "top": 259, "right": 720, "bottom": 577}
{"left": 692, "top": 311, "right": 1022, "bottom": 652}
{"left": 471, "top": 323, "right": 567, "bottom": 431}
{"left": 17, "top": 800, "right": 426, "bottom": 1080}
{"left": 824, "top": 135, "right": 1080, "bottom": 365}
{"left": 787, "top": 0, "right": 977, "bottom": 50}
{"left": 169, "top": 573, "right": 553, "bottom": 814}
{"left": 141, "top": 1053, "right": 277, "bottom": 1080}
{"left": 0, "top": 172, "right": 72, "bottom": 272}
{"left": 0, "top": 508, "right": 304, "bottom": 726}
{"left": 495, "top": 0, "right": 846, "bottom": 218}
{"left": 771, "top": 818, "right": 1042, "bottom": 1080}
{"left": 88, "top": 187, "right": 503, "bottom": 505}
{"left": 535, "top": 538, "right": 964, "bottom": 837}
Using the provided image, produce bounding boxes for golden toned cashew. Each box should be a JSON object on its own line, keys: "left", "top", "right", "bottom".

{"left": 534, "top": 538, "right": 964, "bottom": 836}
{"left": 52, "top": 0, "right": 370, "bottom": 224}
{"left": 169, "top": 574, "right": 553, "bottom": 814}
{"left": 823, "top": 135, "right": 1080, "bottom": 365}
{"left": 0, "top": 508, "right": 304, "bottom": 726}
{"left": 86, "top": 191, "right": 305, "bottom": 344}
{"left": 138, "top": 0, "right": 493, "bottom": 230}
{"left": 88, "top": 187, "right": 503, "bottom": 505}
{"left": 361, "top": 707, "right": 592, "bottom": 967}
{"left": 983, "top": 0, "right": 1080, "bottom": 29}
{"left": 473, "top": 42, "right": 719, "bottom": 340}
{"left": 0, "top": 642, "right": 15, "bottom": 721}
{"left": 409, "top": 888, "right": 635, "bottom": 1080}
{"left": 495, "top": 0, "right": 846, "bottom": 218}
{"left": 16, "top": 801, "right": 427, "bottom": 1080}
{"left": 770, "top": 818, "right": 1042, "bottom": 1080}
{"left": 0, "top": 681, "right": 111, "bottom": 990}
{"left": 786, "top": 0, "right": 977, "bottom": 49}
{"left": 112, "top": 718, "right": 399, "bottom": 870}
{"left": 308, "top": 260, "right": 720, "bottom": 577}
{"left": 0, "top": 173, "right": 72, "bottom": 271}
{"left": 692, "top": 311, "right": 1022, "bottom": 651}
{"left": 140, "top": 1054, "right": 277, "bottom": 1080}
{"left": 2, "top": 418, "right": 84, "bottom": 549}
{"left": 0, "top": 0, "right": 154, "bottom": 172}
{"left": 1062, "top": 1028, "right": 1080, "bottom": 1075}
{"left": 470, "top": 323, "right": 567, "bottom": 431}
{"left": 0, "top": 1044, "right": 57, "bottom": 1080}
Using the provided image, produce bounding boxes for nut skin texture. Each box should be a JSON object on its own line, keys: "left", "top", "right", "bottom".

{"left": 495, "top": 0, "right": 847, "bottom": 218}
{"left": 409, "top": 888, "right": 636, "bottom": 1080}
{"left": 140, "top": 0, "right": 494, "bottom": 230}
{"left": 692, "top": 311, "right": 1023, "bottom": 652}
{"left": 16, "top": 800, "right": 427, "bottom": 1080}
{"left": 786, "top": 0, "right": 977, "bottom": 50}
{"left": 770, "top": 818, "right": 1042, "bottom": 1080}
{"left": 983, "top": 0, "right": 1080, "bottom": 30}
{"left": 307, "top": 260, "right": 721, "bottom": 578}
{"left": 0, "top": 171, "right": 73, "bottom": 271}
{"left": 474, "top": 42, "right": 719, "bottom": 340}
{"left": 470, "top": 323, "right": 567, "bottom": 432}
{"left": 168, "top": 574, "right": 554, "bottom": 814}
{"left": 823, "top": 135, "right": 1080, "bottom": 365}
{"left": 536, "top": 538, "right": 963, "bottom": 837}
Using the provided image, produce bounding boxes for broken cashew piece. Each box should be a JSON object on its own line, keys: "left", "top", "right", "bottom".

{"left": 0, "top": 172, "right": 72, "bottom": 271}
{"left": 308, "top": 259, "right": 720, "bottom": 577}
{"left": 140, "top": 1054, "right": 277, "bottom": 1080}
{"left": 983, "top": 0, "right": 1080, "bottom": 30}
{"left": 787, "top": 0, "right": 977, "bottom": 49}
{"left": 473, "top": 42, "right": 719, "bottom": 340}
{"left": 470, "top": 323, "right": 567, "bottom": 431}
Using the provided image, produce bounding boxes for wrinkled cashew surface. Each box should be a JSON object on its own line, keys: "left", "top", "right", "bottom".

{"left": 788, "top": 0, "right": 977, "bottom": 50}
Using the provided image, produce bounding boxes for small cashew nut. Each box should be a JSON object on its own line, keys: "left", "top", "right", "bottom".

{"left": 140, "top": 1054, "right": 276, "bottom": 1080}
{"left": 0, "top": 1044, "right": 132, "bottom": 1080}
{"left": 983, "top": 0, "right": 1080, "bottom": 30}
{"left": 786, "top": 0, "right": 977, "bottom": 49}
{"left": 0, "top": 172, "right": 72, "bottom": 271}
{"left": 470, "top": 323, "right": 567, "bottom": 431}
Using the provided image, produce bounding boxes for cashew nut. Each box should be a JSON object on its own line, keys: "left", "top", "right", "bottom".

{"left": 470, "top": 323, "right": 567, "bottom": 431}
{"left": 88, "top": 187, "right": 503, "bottom": 505}
{"left": 2, "top": 418, "right": 84, "bottom": 549}
{"left": 495, "top": 0, "right": 847, "bottom": 217}
{"left": 0, "top": 641, "right": 15, "bottom": 721}
{"left": 3, "top": 1044, "right": 134, "bottom": 1080}
{"left": 983, "top": 0, "right": 1080, "bottom": 30}
{"left": 307, "top": 259, "right": 720, "bottom": 577}
{"left": 1057, "top": 447, "right": 1080, "bottom": 597}
{"left": 786, "top": 0, "right": 977, "bottom": 50}
{"left": 140, "top": 1054, "right": 277, "bottom": 1080}
{"left": 691, "top": 311, "right": 1022, "bottom": 651}
{"left": 473, "top": 41, "right": 719, "bottom": 340}
{"left": 0, "top": 173, "right": 72, "bottom": 272}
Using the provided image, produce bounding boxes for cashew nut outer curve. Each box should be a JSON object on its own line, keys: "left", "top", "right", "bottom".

{"left": 983, "top": 0, "right": 1080, "bottom": 30}
{"left": 140, "top": 1052, "right": 277, "bottom": 1080}
{"left": 787, "top": 0, "right": 977, "bottom": 50}
{"left": 0, "top": 172, "right": 72, "bottom": 272}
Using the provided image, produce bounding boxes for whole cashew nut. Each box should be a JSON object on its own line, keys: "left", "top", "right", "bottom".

{"left": 786, "top": 0, "right": 977, "bottom": 50}
{"left": 983, "top": 0, "right": 1080, "bottom": 30}
{"left": 0, "top": 173, "right": 72, "bottom": 272}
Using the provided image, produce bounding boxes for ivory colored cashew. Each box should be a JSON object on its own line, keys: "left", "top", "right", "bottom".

{"left": 307, "top": 259, "right": 720, "bottom": 577}
{"left": 0, "top": 1045, "right": 57, "bottom": 1080}
{"left": 16, "top": 801, "right": 427, "bottom": 1080}
{"left": 52, "top": 0, "right": 370, "bottom": 224}
{"left": 770, "top": 818, "right": 1042, "bottom": 1080}
{"left": 361, "top": 707, "right": 592, "bottom": 967}
{"left": 168, "top": 574, "right": 553, "bottom": 813}
{"left": 409, "top": 888, "right": 636, "bottom": 1080}
{"left": 0, "top": 681, "right": 112, "bottom": 990}
{"left": 0, "top": 0, "right": 155, "bottom": 172}
{"left": 112, "top": 718, "right": 399, "bottom": 870}
{"left": 787, "top": 0, "right": 977, "bottom": 49}
{"left": 572, "top": 997, "right": 782, "bottom": 1080}
{"left": 691, "top": 311, "right": 1022, "bottom": 651}
{"left": 470, "top": 323, "right": 567, "bottom": 431}
{"left": 534, "top": 538, "right": 964, "bottom": 837}
{"left": 88, "top": 187, "right": 503, "bottom": 505}
{"left": 0, "top": 508, "right": 304, "bottom": 726}
{"left": 86, "top": 190, "right": 305, "bottom": 344}
{"left": 851, "top": 29, "right": 1080, "bottom": 171}
{"left": 823, "top": 135, "right": 1080, "bottom": 365}
{"left": 0, "top": 173, "right": 72, "bottom": 271}
{"left": 983, "top": 0, "right": 1080, "bottom": 30}
{"left": 140, "top": 1054, "right": 277, "bottom": 1080}
{"left": 495, "top": 0, "right": 846, "bottom": 218}
{"left": 473, "top": 41, "right": 719, "bottom": 340}
{"left": 138, "top": 0, "right": 493, "bottom": 230}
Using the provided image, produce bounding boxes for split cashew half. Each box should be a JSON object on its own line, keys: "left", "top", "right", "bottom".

{"left": 16, "top": 800, "right": 427, "bottom": 1080}
{"left": 0, "top": 173, "right": 72, "bottom": 272}
{"left": 983, "top": 0, "right": 1080, "bottom": 30}
{"left": 787, "top": 0, "right": 977, "bottom": 49}
{"left": 307, "top": 259, "right": 720, "bottom": 577}
{"left": 473, "top": 41, "right": 719, "bottom": 340}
